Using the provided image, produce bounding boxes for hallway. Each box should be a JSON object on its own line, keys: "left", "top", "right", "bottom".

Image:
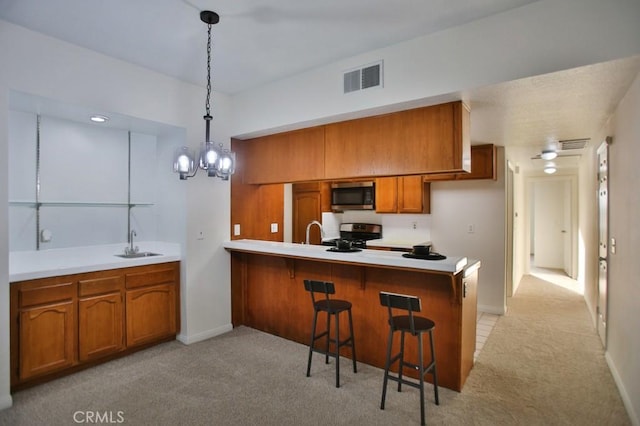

{"left": 475, "top": 269, "right": 630, "bottom": 424}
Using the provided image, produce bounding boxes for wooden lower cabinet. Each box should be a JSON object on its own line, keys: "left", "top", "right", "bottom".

{"left": 19, "top": 300, "right": 77, "bottom": 381}
{"left": 10, "top": 261, "right": 179, "bottom": 390}
{"left": 126, "top": 284, "right": 177, "bottom": 347}
{"left": 79, "top": 293, "right": 124, "bottom": 362}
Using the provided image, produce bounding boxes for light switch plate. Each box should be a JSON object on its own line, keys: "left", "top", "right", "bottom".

{"left": 233, "top": 224, "right": 241, "bottom": 236}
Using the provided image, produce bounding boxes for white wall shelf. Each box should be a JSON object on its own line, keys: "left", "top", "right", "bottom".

{"left": 9, "top": 201, "right": 153, "bottom": 207}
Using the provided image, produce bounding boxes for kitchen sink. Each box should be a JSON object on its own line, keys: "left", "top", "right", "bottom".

{"left": 115, "top": 252, "right": 162, "bottom": 259}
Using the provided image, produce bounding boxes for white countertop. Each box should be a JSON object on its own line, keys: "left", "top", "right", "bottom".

{"left": 223, "top": 239, "right": 469, "bottom": 274}
{"left": 9, "top": 241, "right": 181, "bottom": 282}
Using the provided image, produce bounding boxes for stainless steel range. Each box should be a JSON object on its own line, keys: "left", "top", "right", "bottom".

{"left": 322, "top": 223, "right": 382, "bottom": 249}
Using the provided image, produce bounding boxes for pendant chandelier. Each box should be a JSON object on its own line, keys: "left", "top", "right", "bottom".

{"left": 173, "top": 10, "right": 235, "bottom": 181}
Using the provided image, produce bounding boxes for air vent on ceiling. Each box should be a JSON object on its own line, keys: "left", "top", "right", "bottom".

{"left": 559, "top": 138, "right": 590, "bottom": 151}
{"left": 344, "top": 60, "right": 383, "bottom": 94}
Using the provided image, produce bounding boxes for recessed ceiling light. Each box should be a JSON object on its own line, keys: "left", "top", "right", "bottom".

{"left": 541, "top": 150, "right": 557, "bottom": 160}
{"left": 544, "top": 166, "right": 557, "bottom": 174}
{"left": 90, "top": 115, "right": 109, "bottom": 123}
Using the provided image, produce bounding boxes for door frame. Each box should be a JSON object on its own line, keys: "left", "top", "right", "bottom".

{"left": 524, "top": 174, "right": 578, "bottom": 278}
{"left": 596, "top": 139, "right": 610, "bottom": 347}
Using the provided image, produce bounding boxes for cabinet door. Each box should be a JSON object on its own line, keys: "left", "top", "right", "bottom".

{"left": 398, "top": 176, "right": 426, "bottom": 213}
{"left": 19, "top": 301, "right": 76, "bottom": 380}
{"left": 126, "top": 284, "right": 177, "bottom": 347}
{"left": 456, "top": 144, "right": 497, "bottom": 180}
{"left": 375, "top": 177, "right": 398, "bottom": 213}
{"left": 79, "top": 293, "right": 124, "bottom": 361}
{"left": 325, "top": 102, "right": 469, "bottom": 179}
{"left": 424, "top": 144, "right": 496, "bottom": 181}
{"left": 241, "top": 126, "right": 325, "bottom": 184}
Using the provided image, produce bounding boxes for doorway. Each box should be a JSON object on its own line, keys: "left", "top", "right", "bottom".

{"left": 527, "top": 175, "right": 578, "bottom": 279}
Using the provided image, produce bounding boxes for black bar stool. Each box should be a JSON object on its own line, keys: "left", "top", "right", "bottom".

{"left": 379, "top": 291, "right": 439, "bottom": 425}
{"left": 304, "top": 279, "right": 357, "bottom": 388}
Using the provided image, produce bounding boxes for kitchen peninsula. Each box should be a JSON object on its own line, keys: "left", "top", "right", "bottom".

{"left": 224, "top": 239, "right": 480, "bottom": 391}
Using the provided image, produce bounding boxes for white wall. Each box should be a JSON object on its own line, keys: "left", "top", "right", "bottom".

{"left": 605, "top": 71, "right": 640, "bottom": 426}
{"left": 8, "top": 112, "right": 161, "bottom": 250}
{"left": 431, "top": 148, "right": 506, "bottom": 314}
{"left": 0, "top": 19, "right": 234, "bottom": 408}
{"left": 231, "top": 0, "right": 640, "bottom": 138}
{"left": 0, "top": 77, "right": 11, "bottom": 410}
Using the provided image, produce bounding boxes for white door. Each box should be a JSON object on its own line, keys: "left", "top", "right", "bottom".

{"left": 562, "top": 180, "right": 572, "bottom": 276}
{"left": 597, "top": 140, "right": 609, "bottom": 347}
{"left": 533, "top": 179, "right": 570, "bottom": 270}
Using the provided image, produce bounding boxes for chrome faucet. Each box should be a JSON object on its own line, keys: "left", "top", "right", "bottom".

{"left": 305, "top": 220, "right": 325, "bottom": 245}
{"left": 125, "top": 229, "right": 139, "bottom": 255}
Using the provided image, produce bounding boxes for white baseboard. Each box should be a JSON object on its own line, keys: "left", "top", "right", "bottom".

{"left": 177, "top": 323, "right": 233, "bottom": 345}
{"left": 0, "top": 393, "right": 13, "bottom": 411}
{"left": 605, "top": 351, "right": 639, "bottom": 426}
{"left": 478, "top": 304, "right": 506, "bottom": 315}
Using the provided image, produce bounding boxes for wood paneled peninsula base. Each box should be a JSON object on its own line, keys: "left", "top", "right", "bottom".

{"left": 224, "top": 240, "right": 480, "bottom": 392}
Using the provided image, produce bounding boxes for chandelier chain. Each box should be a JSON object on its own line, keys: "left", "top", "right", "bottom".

{"left": 205, "top": 23, "right": 212, "bottom": 117}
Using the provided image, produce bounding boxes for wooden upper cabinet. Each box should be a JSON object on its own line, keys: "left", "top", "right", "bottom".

{"left": 456, "top": 144, "right": 496, "bottom": 180}
{"left": 376, "top": 176, "right": 430, "bottom": 214}
{"left": 399, "top": 176, "right": 430, "bottom": 213}
{"left": 424, "top": 144, "right": 497, "bottom": 182}
{"left": 236, "top": 101, "right": 470, "bottom": 184}
{"left": 375, "top": 177, "right": 398, "bottom": 213}
{"left": 324, "top": 101, "right": 470, "bottom": 179}
{"left": 241, "top": 126, "right": 325, "bottom": 184}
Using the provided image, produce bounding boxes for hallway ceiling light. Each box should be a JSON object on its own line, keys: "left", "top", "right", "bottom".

{"left": 540, "top": 150, "right": 558, "bottom": 160}
{"left": 172, "top": 10, "right": 235, "bottom": 181}
{"left": 90, "top": 115, "right": 109, "bottom": 123}
{"left": 544, "top": 165, "right": 557, "bottom": 174}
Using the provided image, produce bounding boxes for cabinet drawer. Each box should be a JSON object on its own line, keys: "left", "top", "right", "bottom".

{"left": 125, "top": 265, "right": 177, "bottom": 289}
{"left": 79, "top": 275, "right": 124, "bottom": 297}
{"left": 19, "top": 282, "right": 75, "bottom": 308}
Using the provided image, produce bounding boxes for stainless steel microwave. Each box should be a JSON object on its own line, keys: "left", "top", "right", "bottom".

{"left": 331, "top": 182, "right": 375, "bottom": 211}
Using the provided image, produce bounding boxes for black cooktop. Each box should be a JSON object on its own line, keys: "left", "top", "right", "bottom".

{"left": 402, "top": 252, "right": 447, "bottom": 260}
{"left": 326, "top": 247, "right": 363, "bottom": 253}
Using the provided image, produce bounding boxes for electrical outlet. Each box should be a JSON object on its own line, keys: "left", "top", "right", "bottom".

{"left": 467, "top": 224, "right": 475, "bottom": 234}
{"left": 197, "top": 231, "right": 205, "bottom": 240}
{"left": 270, "top": 223, "right": 278, "bottom": 233}
{"left": 412, "top": 221, "right": 417, "bottom": 230}
{"left": 233, "top": 224, "right": 241, "bottom": 236}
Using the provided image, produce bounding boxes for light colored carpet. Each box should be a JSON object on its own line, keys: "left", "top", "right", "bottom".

{"left": 0, "top": 273, "right": 630, "bottom": 425}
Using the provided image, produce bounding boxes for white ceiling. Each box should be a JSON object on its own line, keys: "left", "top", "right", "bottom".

{"left": 0, "top": 0, "right": 540, "bottom": 94}
{"left": 1, "top": 0, "right": 640, "bottom": 172}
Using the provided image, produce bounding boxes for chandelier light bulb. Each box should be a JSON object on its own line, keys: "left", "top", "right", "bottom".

{"left": 177, "top": 155, "right": 191, "bottom": 172}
